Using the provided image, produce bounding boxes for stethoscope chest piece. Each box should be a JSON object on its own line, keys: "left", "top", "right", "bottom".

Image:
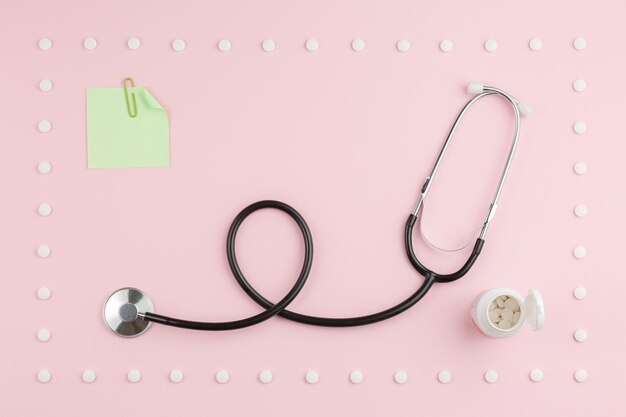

{"left": 103, "top": 287, "right": 154, "bottom": 337}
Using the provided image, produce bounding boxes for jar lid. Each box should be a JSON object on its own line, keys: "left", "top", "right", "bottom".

{"left": 525, "top": 288, "right": 545, "bottom": 331}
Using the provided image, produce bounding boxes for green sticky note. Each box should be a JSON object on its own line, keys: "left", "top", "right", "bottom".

{"left": 86, "top": 86, "right": 170, "bottom": 169}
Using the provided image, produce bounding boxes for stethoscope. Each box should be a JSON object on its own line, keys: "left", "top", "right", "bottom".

{"left": 104, "top": 82, "right": 531, "bottom": 337}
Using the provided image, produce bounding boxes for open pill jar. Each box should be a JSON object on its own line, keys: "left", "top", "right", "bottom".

{"left": 471, "top": 288, "right": 544, "bottom": 338}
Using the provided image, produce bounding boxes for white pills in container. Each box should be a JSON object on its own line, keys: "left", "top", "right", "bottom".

{"left": 529, "top": 38, "right": 543, "bottom": 51}
{"left": 39, "top": 38, "right": 53, "bottom": 51}
{"left": 172, "top": 39, "right": 186, "bottom": 52}
{"left": 396, "top": 39, "right": 410, "bottom": 53}
{"left": 484, "top": 370, "right": 498, "bottom": 383}
{"left": 169, "top": 369, "right": 184, "bottom": 383}
{"left": 351, "top": 38, "right": 365, "bottom": 52}
{"left": 37, "top": 244, "right": 51, "bottom": 258}
{"left": 37, "top": 287, "right": 51, "bottom": 300}
{"left": 573, "top": 246, "right": 587, "bottom": 259}
{"left": 471, "top": 288, "right": 544, "bottom": 337}
{"left": 127, "top": 369, "right": 141, "bottom": 383}
{"left": 39, "top": 79, "right": 53, "bottom": 92}
{"left": 259, "top": 370, "right": 273, "bottom": 384}
{"left": 393, "top": 370, "right": 408, "bottom": 384}
{"left": 574, "top": 162, "right": 587, "bottom": 175}
{"left": 127, "top": 37, "right": 141, "bottom": 50}
{"left": 38, "top": 161, "right": 52, "bottom": 174}
{"left": 484, "top": 39, "right": 498, "bottom": 52}
{"left": 349, "top": 370, "right": 364, "bottom": 384}
{"left": 305, "top": 370, "right": 319, "bottom": 384}
{"left": 37, "top": 328, "right": 51, "bottom": 342}
{"left": 262, "top": 39, "right": 276, "bottom": 52}
{"left": 83, "top": 37, "right": 98, "bottom": 50}
{"left": 37, "top": 369, "right": 52, "bottom": 383}
{"left": 217, "top": 39, "right": 232, "bottom": 52}
{"left": 82, "top": 369, "right": 96, "bottom": 383}
{"left": 305, "top": 38, "right": 319, "bottom": 52}
{"left": 439, "top": 39, "right": 454, "bottom": 52}
{"left": 215, "top": 370, "right": 230, "bottom": 384}
{"left": 38, "top": 119, "right": 52, "bottom": 133}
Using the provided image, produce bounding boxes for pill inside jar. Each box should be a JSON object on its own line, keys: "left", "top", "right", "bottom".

{"left": 488, "top": 295, "right": 521, "bottom": 330}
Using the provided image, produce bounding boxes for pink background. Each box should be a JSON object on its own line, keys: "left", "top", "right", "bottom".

{"left": 1, "top": 0, "right": 625, "bottom": 415}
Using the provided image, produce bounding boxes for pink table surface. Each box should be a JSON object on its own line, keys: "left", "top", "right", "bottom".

{"left": 1, "top": 0, "right": 625, "bottom": 415}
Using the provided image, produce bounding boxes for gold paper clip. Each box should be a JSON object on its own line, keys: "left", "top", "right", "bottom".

{"left": 123, "top": 77, "right": 138, "bottom": 118}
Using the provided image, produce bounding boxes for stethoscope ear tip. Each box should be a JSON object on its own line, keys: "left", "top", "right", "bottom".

{"left": 103, "top": 287, "right": 154, "bottom": 337}
{"left": 467, "top": 81, "right": 484, "bottom": 94}
{"left": 517, "top": 102, "right": 533, "bottom": 117}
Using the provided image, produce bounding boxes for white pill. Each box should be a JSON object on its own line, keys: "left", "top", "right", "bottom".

{"left": 529, "top": 38, "right": 542, "bottom": 51}
{"left": 573, "top": 287, "right": 587, "bottom": 300}
{"left": 127, "top": 37, "right": 141, "bottom": 50}
{"left": 394, "top": 370, "right": 408, "bottom": 384}
{"left": 573, "top": 246, "right": 587, "bottom": 259}
{"left": 83, "top": 37, "right": 98, "bottom": 50}
{"left": 305, "top": 370, "right": 319, "bottom": 384}
{"left": 82, "top": 369, "right": 96, "bottom": 383}
{"left": 305, "top": 38, "right": 319, "bottom": 52}
{"left": 496, "top": 297, "right": 505, "bottom": 308}
{"left": 529, "top": 369, "right": 544, "bottom": 382}
{"left": 489, "top": 302, "right": 496, "bottom": 311}
{"left": 574, "top": 369, "right": 587, "bottom": 382}
{"left": 484, "top": 370, "right": 498, "bottom": 383}
{"left": 259, "top": 370, "right": 273, "bottom": 384}
{"left": 37, "top": 369, "right": 51, "bottom": 383}
{"left": 573, "top": 121, "right": 587, "bottom": 134}
{"left": 574, "top": 329, "right": 588, "bottom": 342}
{"left": 215, "top": 370, "right": 230, "bottom": 384}
{"left": 573, "top": 37, "right": 586, "bottom": 50}
{"left": 262, "top": 39, "right": 276, "bottom": 52}
{"left": 351, "top": 38, "right": 365, "bottom": 52}
{"left": 504, "top": 298, "right": 518, "bottom": 310}
{"left": 574, "top": 204, "right": 588, "bottom": 218}
{"left": 438, "top": 370, "right": 452, "bottom": 384}
{"left": 172, "top": 39, "right": 186, "bottom": 52}
{"left": 488, "top": 310, "right": 500, "bottom": 322}
{"left": 39, "top": 79, "right": 53, "bottom": 92}
{"left": 573, "top": 79, "right": 587, "bottom": 92}
{"left": 37, "top": 328, "right": 51, "bottom": 342}
{"left": 350, "top": 370, "right": 364, "bottom": 384}
{"left": 38, "top": 119, "right": 52, "bottom": 133}
{"left": 38, "top": 203, "right": 53, "bottom": 217}
{"left": 39, "top": 37, "right": 53, "bottom": 51}
{"left": 498, "top": 320, "right": 512, "bottom": 329}
{"left": 37, "top": 244, "right": 51, "bottom": 258}
{"left": 439, "top": 39, "right": 454, "bottom": 52}
{"left": 501, "top": 308, "right": 513, "bottom": 321}
{"left": 217, "top": 39, "right": 232, "bottom": 52}
{"left": 169, "top": 369, "right": 184, "bottom": 383}
{"left": 396, "top": 39, "right": 410, "bottom": 53}
{"left": 574, "top": 162, "right": 587, "bottom": 175}
{"left": 484, "top": 39, "right": 498, "bottom": 52}
{"left": 512, "top": 311, "right": 521, "bottom": 325}
{"left": 37, "top": 287, "right": 51, "bottom": 300}
{"left": 127, "top": 369, "right": 141, "bottom": 383}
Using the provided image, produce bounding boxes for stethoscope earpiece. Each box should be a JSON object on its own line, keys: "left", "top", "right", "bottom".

{"left": 103, "top": 287, "right": 154, "bottom": 337}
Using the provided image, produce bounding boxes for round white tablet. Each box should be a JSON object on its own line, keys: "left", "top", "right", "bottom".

{"left": 39, "top": 38, "right": 53, "bottom": 51}
{"left": 37, "top": 369, "right": 51, "bottom": 383}
{"left": 573, "top": 246, "right": 587, "bottom": 259}
{"left": 38, "top": 119, "right": 52, "bottom": 133}
{"left": 501, "top": 308, "right": 514, "bottom": 321}
{"left": 574, "top": 369, "right": 587, "bottom": 382}
{"left": 439, "top": 39, "right": 454, "bottom": 52}
{"left": 169, "top": 369, "right": 183, "bottom": 383}
{"left": 37, "top": 328, "right": 51, "bottom": 342}
{"left": 262, "top": 39, "right": 276, "bottom": 52}
{"left": 305, "top": 370, "right": 319, "bottom": 384}
{"left": 305, "top": 38, "right": 319, "bottom": 52}
{"left": 573, "top": 79, "right": 587, "bottom": 92}
{"left": 38, "top": 161, "right": 52, "bottom": 174}
{"left": 574, "top": 204, "right": 588, "bottom": 218}
{"left": 396, "top": 39, "right": 410, "bottom": 53}
{"left": 350, "top": 370, "right": 364, "bottom": 384}
{"left": 217, "top": 39, "right": 232, "bottom": 52}
{"left": 39, "top": 79, "right": 53, "bottom": 92}
{"left": 529, "top": 38, "right": 543, "bottom": 51}
{"left": 37, "top": 244, "right": 51, "bottom": 258}
{"left": 529, "top": 369, "right": 543, "bottom": 382}
{"left": 83, "top": 37, "right": 98, "bottom": 50}
{"left": 127, "top": 37, "right": 141, "bottom": 50}
{"left": 484, "top": 39, "right": 498, "bottom": 52}
{"left": 574, "top": 329, "right": 588, "bottom": 342}
{"left": 172, "top": 39, "right": 186, "bottom": 52}
{"left": 484, "top": 370, "right": 498, "bottom": 383}
{"left": 573, "top": 286, "right": 587, "bottom": 300}
{"left": 37, "top": 287, "right": 51, "bottom": 300}
{"left": 127, "top": 369, "right": 141, "bottom": 383}
{"left": 574, "top": 162, "right": 587, "bottom": 175}
{"left": 573, "top": 37, "right": 587, "bottom": 50}
{"left": 394, "top": 370, "right": 408, "bottom": 384}
{"left": 215, "top": 370, "right": 230, "bottom": 384}
{"left": 438, "top": 370, "right": 452, "bottom": 384}
{"left": 351, "top": 38, "right": 365, "bottom": 52}
{"left": 38, "top": 203, "right": 52, "bottom": 217}
{"left": 573, "top": 121, "right": 587, "bottom": 134}
{"left": 259, "top": 370, "right": 273, "bottom": 384}
{"left": 82, "top": 369, "right": 96, "bottom": 383}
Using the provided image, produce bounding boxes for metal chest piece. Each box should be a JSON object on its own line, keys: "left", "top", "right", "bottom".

{"left": 104, "top": 287, "right": 154, "bottom": 337}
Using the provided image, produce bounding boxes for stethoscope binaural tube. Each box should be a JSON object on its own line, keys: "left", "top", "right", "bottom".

{"left": 103, "top": 82, "right": 530, "bottom": 336}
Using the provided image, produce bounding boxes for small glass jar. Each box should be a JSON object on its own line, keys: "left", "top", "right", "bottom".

{"left": 471, "top": 288, "right": 544, "bottom": 338}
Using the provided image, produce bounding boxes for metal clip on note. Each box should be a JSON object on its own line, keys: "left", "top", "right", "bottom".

{"left": 123, "top": 77, "right": 138, "bottom": 118}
